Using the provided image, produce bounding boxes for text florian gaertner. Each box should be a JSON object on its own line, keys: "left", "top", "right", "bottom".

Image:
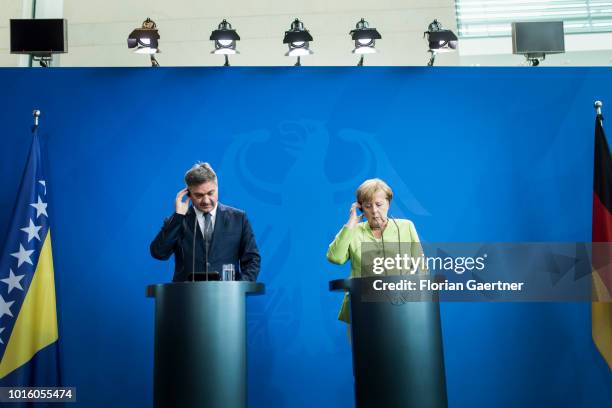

{"left": 370, "top": 254, "right": 524, "bottom": 293}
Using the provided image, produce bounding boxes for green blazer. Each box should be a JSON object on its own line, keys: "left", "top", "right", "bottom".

{"left": 326, "top": 219, "right": 425, "bottom": 323}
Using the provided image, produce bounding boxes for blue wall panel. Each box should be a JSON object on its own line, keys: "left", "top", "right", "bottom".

{"left": 0, "top": 67, "right": 610, "bottom": 407}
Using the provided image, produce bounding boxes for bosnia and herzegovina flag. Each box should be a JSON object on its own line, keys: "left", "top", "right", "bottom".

{"left": 592, "top": 112, "right": 612, "bottom": 370}
{"left": 0, "top": 130, "right": 60, "bottom": 386}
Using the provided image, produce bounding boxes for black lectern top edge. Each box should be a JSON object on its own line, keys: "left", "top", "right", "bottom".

{"left": 187, "top": 272, "right": 220, "bottom": 281}
{"left": 329, "top": 278, "right": 352, "bottom": 292}
{"left": 146, "top": 281, "right": 265, "bottom": 298}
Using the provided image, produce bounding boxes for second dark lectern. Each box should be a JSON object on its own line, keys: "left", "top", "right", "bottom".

{"left": 147, "top": 281, "right": 264, "bottom": 408}
{"left": 330, "top": 277, "right": 447, "bottom": 408}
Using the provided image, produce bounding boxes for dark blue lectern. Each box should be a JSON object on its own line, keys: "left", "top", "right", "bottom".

{"left": 330, "top": 277, "right": 447, "bottom": 408}
{"left": 147, "top": 281, "right": 264, "bottom": 408}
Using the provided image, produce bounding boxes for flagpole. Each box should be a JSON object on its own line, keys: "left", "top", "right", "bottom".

{"left": 32, "top": 109, "right": 40, "bottom": 134}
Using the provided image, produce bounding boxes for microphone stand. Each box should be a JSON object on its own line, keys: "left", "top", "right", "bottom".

{"left": 191, "top": 210, "right": 197, "bottom": 282}
{"left": 205, "top": 218, "right": 209, "bottom": 281}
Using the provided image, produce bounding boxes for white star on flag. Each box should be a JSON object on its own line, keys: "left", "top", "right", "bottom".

{"left": 1, "top": 269, "right": 25, "bottom": 293}
{"left": 10, "top": 243, "right": 34, "bottom": 267}
{"left": 0, "top": 327, "right": 4, "bottom": 344}
{"left": 39, "top": 180, "right": 46, "bottom": 195}
{"left": 30, "top": 195, "right": 48, "bottom": 219}
{"left": 20, "top": 218, "right": 42, "bottom": 242}
{"left": 0, "top": 295, "right": 14, "bottom": 319}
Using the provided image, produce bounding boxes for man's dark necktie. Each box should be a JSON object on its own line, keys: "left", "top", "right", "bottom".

{"left": 203, "top": 212, "right": 212, "bottom": 252}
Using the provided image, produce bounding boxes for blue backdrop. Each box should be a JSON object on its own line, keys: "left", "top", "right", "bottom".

{"left": 0, "top": 67, "right": 611, "bottom": 407}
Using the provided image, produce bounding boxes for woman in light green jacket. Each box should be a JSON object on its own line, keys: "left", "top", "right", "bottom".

{"left": 327, "top": 178, "right": 425, "bottom": 325}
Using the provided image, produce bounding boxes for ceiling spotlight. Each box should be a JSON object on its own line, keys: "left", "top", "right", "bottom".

{"left": 210, "top": 19, "right": 240, "bottom": 66}
{"left": 423, "top": 19, "right": 457, "bottom": 67}
{"left": 283, "top": 18, "right": 313, "bottom": 66}
{"left": 350, "top": 18, "right": 381, "bottom": 66}
{"left": 128, "top": 17, "right": 160, "bottom": 67}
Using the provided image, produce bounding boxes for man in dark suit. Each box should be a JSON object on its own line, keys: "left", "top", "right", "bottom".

{"left": 150, "top": 162, "right": 260, "bottom": 281}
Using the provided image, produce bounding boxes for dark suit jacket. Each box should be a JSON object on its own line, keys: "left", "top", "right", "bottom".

{"left": 150, "top": 203, "right": 261, "bottom": 282}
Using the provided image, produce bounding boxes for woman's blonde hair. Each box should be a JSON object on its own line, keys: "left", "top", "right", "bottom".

{"left": 356, "top": 178, "right": 393, "bottom": 204}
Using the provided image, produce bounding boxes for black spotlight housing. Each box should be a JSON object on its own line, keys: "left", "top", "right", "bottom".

{"left": 127, "top": 17, "right": 160, "bottom": 66}
{"left": 210, "top": 19, "right": 240, "bottom": 52}
{"left": 424, "top": 19, "right": 458, "bottom": 66}
{"left": 350, "top": 18, "right": 381, "bottom": 47}
{"left": 424, "top": 19, "right": 457, "bottom": 51}
{"left": 350, "top": 18, "right": 381, "bottom": 65}
{"left": 283, "top": 19, "right": 313, "bottom": 44}
{"left": 210, "top": 19, "right": 240, "bottom": 66}
{"left": 283, "top": 18, "right": 313, "bottom": 66}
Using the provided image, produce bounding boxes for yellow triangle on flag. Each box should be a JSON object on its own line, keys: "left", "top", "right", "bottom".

{"left": 0, "top": 231, "right": 58, "bottom": 378}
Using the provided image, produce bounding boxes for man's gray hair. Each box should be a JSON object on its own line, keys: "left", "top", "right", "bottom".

{"left": 184, "top": 162, "right": 217, "bottom": 187}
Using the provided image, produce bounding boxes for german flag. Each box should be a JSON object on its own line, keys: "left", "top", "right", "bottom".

{"left": 592, "top": 111, "right": 612, "bottom": 370}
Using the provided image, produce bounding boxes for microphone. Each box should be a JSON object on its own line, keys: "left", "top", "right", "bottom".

{"left": 379, "top": 213, "right": 404, "bottom": 275}
{"left": 388, "top": 214, "right": 405, "bottom": 273}
{"left": 191, "top": 209, "right": 197, "bottom": 282}
{"left": 388, "top": 215, "right": 401, "bottom": 245}
{"left": 388, "top": 213, "right": 426, "bottom": 275}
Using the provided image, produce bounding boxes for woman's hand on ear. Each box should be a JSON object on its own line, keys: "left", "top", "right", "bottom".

{"left": 346, "top": 202, "right": 363, "bottom": 228}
